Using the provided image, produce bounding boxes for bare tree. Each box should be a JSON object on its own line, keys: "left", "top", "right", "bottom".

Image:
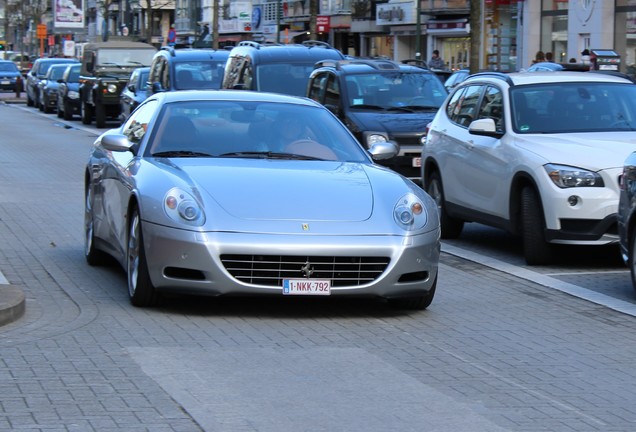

{"left": 469, "top": 0, "right": 481, "bottom": 74}
{"left": 308, "top": 0, "right": 317, "bottom": 41}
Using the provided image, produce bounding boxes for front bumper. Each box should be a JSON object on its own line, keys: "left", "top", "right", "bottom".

{"left": 141, "top": 222, "right": 440, "bottom": 299}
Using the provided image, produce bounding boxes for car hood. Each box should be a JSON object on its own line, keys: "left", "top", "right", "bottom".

{"left": 179, "top": 159, "right": 374, "bottom": 221}
{"left": 515, "top": 132, "right": 636, "bottom": 170}
{"left": 0, "top": 71, "right": 21, "bottom": 78}
{"left": 347, "top": 110, "right": 437, "bottom": 134}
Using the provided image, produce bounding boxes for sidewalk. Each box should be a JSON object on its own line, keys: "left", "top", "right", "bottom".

{"left": 0, "top": 93, "right": 27, "bottom": 326}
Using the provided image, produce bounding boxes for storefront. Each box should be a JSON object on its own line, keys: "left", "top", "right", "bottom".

{"left": 484, "top": 0, "right": 521, "bottom": 71}
{"left": 425, "top": 19, "right": 470, "bottom": 71}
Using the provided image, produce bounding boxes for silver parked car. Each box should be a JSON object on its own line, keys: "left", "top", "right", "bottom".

{"left": 84, "top": 90, "right": 440, "bottom": 309}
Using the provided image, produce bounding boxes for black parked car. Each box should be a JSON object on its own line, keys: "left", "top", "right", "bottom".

{"left": 25, "top": 58, "right": 78, "bottom": 108}
{"left": 307, "top": 58, "right": 448, "bottom": 184}
{"left": 38, "top": 64, "right": 69, "bottom": 113}
{"left": 619, "top": 151, "right": 636, "bottom": 293}
{"left": 57, "top": 64, "right": 81, "bottom": 120}
{"left": 119, "top": 67, "right": 150, "bottom": 122}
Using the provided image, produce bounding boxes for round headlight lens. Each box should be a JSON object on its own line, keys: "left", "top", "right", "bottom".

{"left": 164, "top": 188, "right": 205, "bottom": 226}
{"left": 106, "top": 83, "right": 118, "bottom": 93}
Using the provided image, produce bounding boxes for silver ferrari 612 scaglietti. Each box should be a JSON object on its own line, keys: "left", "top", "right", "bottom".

{"left": 84, "top": 90, "right": 440, "bottom": 309}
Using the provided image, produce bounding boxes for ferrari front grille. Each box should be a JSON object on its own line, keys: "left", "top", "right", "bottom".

{"left": 220, "top": 255, "right": 390, "bottom": 287}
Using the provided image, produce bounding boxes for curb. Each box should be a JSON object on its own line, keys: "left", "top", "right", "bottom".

{"left": 0, "top": 285, "right": 26, "bottom": 327}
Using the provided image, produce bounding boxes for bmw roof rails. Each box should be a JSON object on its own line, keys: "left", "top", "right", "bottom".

{"left": 468, "top": 71, "right": 514, "bottom": 85}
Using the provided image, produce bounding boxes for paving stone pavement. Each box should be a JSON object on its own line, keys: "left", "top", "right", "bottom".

{"left": 3, "top": 99, "right": 636, "bottom": 431}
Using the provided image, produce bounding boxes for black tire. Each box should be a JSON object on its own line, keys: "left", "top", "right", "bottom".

{"left": 81, "top": 101, "right": 93, "bottom": 125}
{"left": 26, "top": 92, "right": 33, "bottom": 107}
{"left": 426, "top": 171, "right": 464, "bottom": 239}
{"left": 63, "top": 100, "right": 73, "bottom": 121}
{"left": 95, "top": 103, "right": 106, "bottom": 128}
{"left": 56, "top": 101, "right": 63, "bottom": 118}
{"left": 521, "top": 186, "right": 553, "bottom": 265}
{"left": 127, "top": 208, "right": 158, "bottom": 307}
{"left": 629, "top": 229, "right": 636, "bottom": 296}
{"left": 84, "top": 183, "right": 109, "bottom": 266}
{"left": 38, "top": 96, "right": 45, "bottom": 111}
{"left": 388, "top": 276, "right": 437, "bottom": 310}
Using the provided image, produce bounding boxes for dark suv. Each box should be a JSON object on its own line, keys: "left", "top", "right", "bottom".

{"left": 222, "top": 40, "right": 345, "bottom": 96}
{"left": 79, "top": 41, "right": 157, "bottom": 128}
{"left": 146, "top": 47, "right": 229, "bottom": 96}
{"left": 307, "top": 59, "right": 448, "bottom": 183}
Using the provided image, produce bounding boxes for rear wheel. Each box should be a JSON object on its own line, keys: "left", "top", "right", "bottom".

{"left": 426, "top": 171, "right": 464, "bottom": 239}
{"left": 521, "top": 186, "right": 553, "bottom": 265}
{"left": 95, "top": 103, "right": 106, "bottom": 128}
{"left": 127, "top": 208, "right": 158, "bottom": 307}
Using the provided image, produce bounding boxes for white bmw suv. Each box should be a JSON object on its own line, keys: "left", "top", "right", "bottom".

{"left": 421, "top": 71, "right": 636, "bottom": 265}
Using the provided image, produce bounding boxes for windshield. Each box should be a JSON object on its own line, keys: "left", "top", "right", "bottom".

{"left": 97, "top": 48, "right": 156, "bottom": 67}
{"left": 146, "top": 100, "right": 369, "bottom": 162}
{"left": 174, "top": 61, "right": 225, "bottom": 90}
{"left": 511, "top": 82, "right": 636, "bottom": 133}
{"left": 0, "top": 63, "right": 18, "bottom": 72}
{"left": 256, "top": 63, "right": 316, "bottom": 96}
{"left": 346, "top": 72, "right": 448, "bottom": 109}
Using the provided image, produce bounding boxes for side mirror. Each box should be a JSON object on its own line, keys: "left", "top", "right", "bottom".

{"left": 468, "top": 118, "right": 504, "bottom": 138}
{"left": 100, "top": 133, "right": 133, "bottom": 152}
{"left": 368, "top": 140, "right": 399, "bottom": 161}
{"left": 128, "top": 83, "right": 136, "bottom": 92}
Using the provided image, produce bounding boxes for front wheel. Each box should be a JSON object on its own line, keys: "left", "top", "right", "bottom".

{"left": 63, "top": 100, "right": 73, "bottom": 120}
{"left": 95, "top": 103, "right": 107, "bottom": 128}
{"left": 127, "top": 208, "right": 158, "bottom": 307}
{"left": 388, "top": 277, "right": 437, "bottom": 310}
{"left": 81, "top": 101, "right": 93, "bottom": 125}
{"left": 426, "top": 171, "right": 464, "bottom": 239}
{"left": 521, "top": 186, "right": 553, "bottom": 265}
{"left": 84, "top": 183, "right": 109, "bottom": 266}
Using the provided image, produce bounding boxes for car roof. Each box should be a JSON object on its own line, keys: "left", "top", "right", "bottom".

{"left": 314, "top": 58, "right": 433, "bottom": 75}
{"left": 155, "top": 47, "right": 230, "bottom": 61}
{"left": 157, "top": 89, "right": 321, "bottom": 106}
{"left": 228, "top": 41, "right": 345, "bottom": 62}
{"left": 464, "top": 71, "right": 633, "bottom": 87}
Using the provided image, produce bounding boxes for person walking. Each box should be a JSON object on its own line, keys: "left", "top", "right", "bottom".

{"left": 429, "top": 50, "right": 445, "bottom": 69}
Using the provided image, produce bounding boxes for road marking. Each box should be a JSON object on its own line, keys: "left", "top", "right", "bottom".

{"left": 442, "top": 243, "right": 636, "bottom": 317}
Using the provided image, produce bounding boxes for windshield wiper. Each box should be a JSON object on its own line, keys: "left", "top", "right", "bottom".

{"left": 349, "top": 104, "right": 385, "bottom": 111}
{"left": 126, "top": 61, "right": 143, "bottom": 66}
{"left": 400, "top": 105, "right": 440, "bottom": 111}
{"left": 98, "top": 62, "right": 124, "bottom": 69}
{"left": 153, "top": 150, "right": 213, "bottom": 158}
{"left": 218, "top": 151, "right": 322, "bottom": 160}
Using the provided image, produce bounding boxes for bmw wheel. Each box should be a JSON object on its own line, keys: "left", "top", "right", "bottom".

{"left": 521, "top": 186, "right": 553, "bottom": 265}
{"left": 426, "top": 171, "right": 464, "bottom": 239}
{"left": 127, "top": 207, "right": 158, "bottom": 307}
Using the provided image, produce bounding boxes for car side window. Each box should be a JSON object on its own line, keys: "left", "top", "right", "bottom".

{"left": 449, "top": 84, "right": 483, "bottom": 127}
{"left": 308, "top": 73, "right": 327, "bottom": 104}
{"left": 122, "top": 99, "right": 157, "bottom": 144}
{"left": 324, "top": 74, "right": 340, "bottom": 108}
{"left": 477, "top": 85, "right": 504, "bottom": 132}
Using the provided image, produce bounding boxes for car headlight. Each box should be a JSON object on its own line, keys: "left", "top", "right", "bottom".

{"left": 105, "top": 83, "right": 118, "bottom": 94}
{"left": 68, "top": 90, "right": 79, "bottom": 99}
{"left": 164, "top": 188, "right": 205, "bottom": 226}
{"left": 393, "top": 193, "right": 428, "bottom": 231}
{"left": 544, "top": 164, "right": 604, "bottom": 188}
{"left": 364, "top": 132, "right": 389, "bottom": 148}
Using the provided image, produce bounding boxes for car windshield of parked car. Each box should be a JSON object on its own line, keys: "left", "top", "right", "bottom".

{"left": 256, "top": 63, "right": 315, "bottom": 96}
{"left": 174, "top": 61, "right": 225, "bottom": 90}
{"left": 346, "top": 72, "right": 448, "bottom": 110}
{"left": 0, "top": 62, "right": 18, "bottom": 72}
{"left": 48, "top": 66, "right": 66, "bottom": 80}
{"left": 97, "top": 49, "right": 156, "bottom": 66}
{"left": 146, "top": 100, "right": 369, "bottom": 162}
{"left": 511, "top": 82, "right": 636, "bottom": 133}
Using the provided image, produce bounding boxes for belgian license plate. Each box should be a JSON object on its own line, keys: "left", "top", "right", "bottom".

{"left": 1, "top": 80, "right": 9, "bottom": 85}
{"left": 412, "top": 157, "right": 422, "bottom": 167}
{"left": 283, "top": 279, "right": 331, "bottom": 295}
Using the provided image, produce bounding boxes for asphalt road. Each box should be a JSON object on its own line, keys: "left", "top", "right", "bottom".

{"left": 3, "top": 99, "right": 636, "bottom": 431}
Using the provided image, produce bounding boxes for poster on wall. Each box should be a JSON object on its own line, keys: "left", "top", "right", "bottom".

{"left": 53, "top": 0, "right": 84, "bottom": 29}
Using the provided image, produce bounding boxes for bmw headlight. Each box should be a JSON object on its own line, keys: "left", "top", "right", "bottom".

{"left": 364, "top": 132, "right": 389, "bottom": 149}
{"left": 106, "top": 83, "right": 118, "bottom": 94}
{"left": 164, "top": 188, "right": 205, "bottom": 226}
{"left": 68, "top": 90, "right": 79, "bottom": 99}
{"left": 393, "top": 193, "right": 428, "bottom": 231}
{"left": 544, "top": 164, "right": 604, "bottom": 188}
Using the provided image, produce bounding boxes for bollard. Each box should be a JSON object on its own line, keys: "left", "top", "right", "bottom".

{"left": 15, "top": 76, "right": 22, "bottom": 98}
